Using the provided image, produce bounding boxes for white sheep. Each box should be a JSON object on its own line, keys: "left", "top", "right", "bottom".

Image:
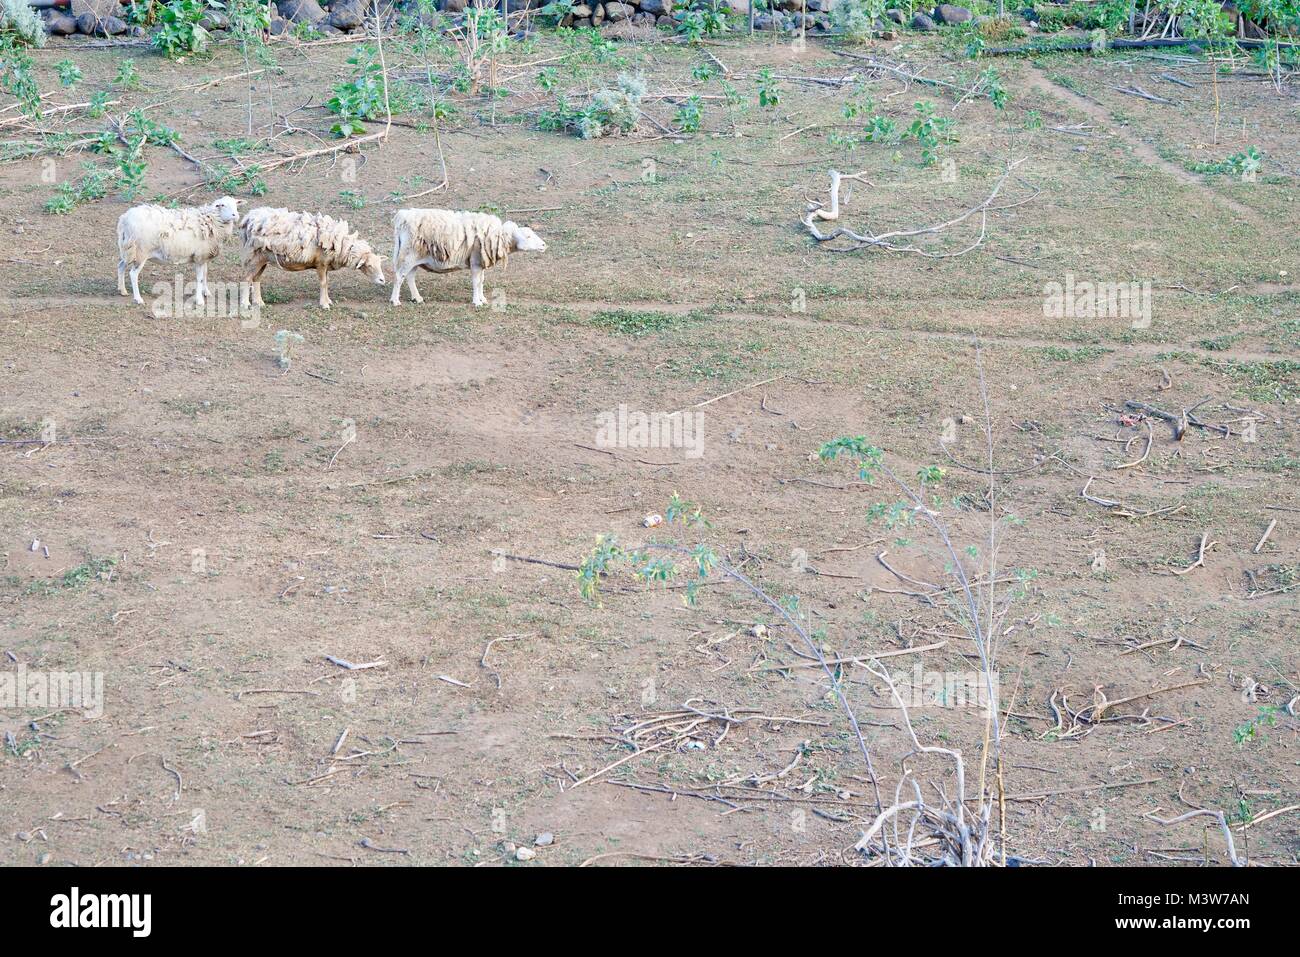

{"left": 389, "top": 209, "right": 546, "bottom": 307}
{"left": 116, "top": 197, "right": 240, "bottom": 306}
{"left": 239, "top": 207, "right": 386, "bottom": 310}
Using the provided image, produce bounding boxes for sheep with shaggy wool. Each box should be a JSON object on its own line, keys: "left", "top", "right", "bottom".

{"left": 239, "top": 207, "right": 386, "bottom": 310}
{"left": 389, "top": 209, "right": 546, "bottom": 307}
{"left": 116, "top": 197, "right": 240, "bottom": 307}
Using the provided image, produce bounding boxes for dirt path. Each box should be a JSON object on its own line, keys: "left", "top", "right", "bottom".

{"left": 1024, "top": 67, "right": 1262, "bottom": 223}
{"left": 5, "top": 292, "right": 1291, "bottom": 364}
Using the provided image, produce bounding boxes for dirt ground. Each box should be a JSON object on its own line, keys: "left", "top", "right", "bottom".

{"left": 1, "top": 27, "right": 1297, "bottom": 867}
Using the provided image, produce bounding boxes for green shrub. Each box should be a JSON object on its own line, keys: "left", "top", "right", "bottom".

{"left": 152, "top": 0, "right": 213, "bottom": 57}
{"left": 0, "top": 0, "right": 48, "bottom": 47}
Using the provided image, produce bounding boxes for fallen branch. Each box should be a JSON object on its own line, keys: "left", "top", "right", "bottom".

{"left": 1145, "top": 808, "right": 1244, "bottom": 866}
{"left": 802, "top": 159, "right": 1034, "bottom": 258}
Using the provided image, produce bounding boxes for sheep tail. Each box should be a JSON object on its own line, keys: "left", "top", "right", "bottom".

{"left": 392, "top": 213, "right": 405, "bottom": 268}
{"left": 116, "top": 215, "right": 135, "bottom": 264}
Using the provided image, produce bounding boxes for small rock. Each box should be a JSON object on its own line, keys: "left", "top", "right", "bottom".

{"left": 534, "top": 833, "right": 554, "bottom": 847}
{"left": 37, "top": 852, "right": 51, "bottom": 865}
{"left": 884, "top": 7, "right": 903, "bottom": 22}
{"left": 639, "top": 0, "right": 672, "bottom": 14}
{"left": 959, "top": 414, "right": 974, "bottom": 425}
{"left": 515, "top": 846, "right": 536, "bottom": 861}
{"left": 910, "top": 12, "right": 936, "bottom": 30}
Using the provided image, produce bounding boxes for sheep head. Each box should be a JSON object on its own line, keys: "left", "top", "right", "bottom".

{"left": 358, "top": 250, "right": 385, "bottom": 285}
{"left": 505, "top": 222, "right": 546, "bottom": 254}
{"left": 211, "top": 196, "right": 240, "bottom": 224}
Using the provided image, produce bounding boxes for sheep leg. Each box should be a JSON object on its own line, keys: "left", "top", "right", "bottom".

{"left": 193, "top": 262, "right": 208, "bottom": 308}
{"left": 317, "top": 266, "right": 332, "bottom": 310}
{"left": 470, "top": 260, "right": 487, "bottom": 308}
{"left": 116, "top": 259, "right": 128, "bottom": 297}
{"left": 389, "top": 263, "right": 405, "bottom": 305}
{"left": 243, "top": 258, "right": 267, "bottom": 309}
{"left": 129, "top": 262, "right": 146, "bottom": 305}
{"left": 406, "top": 271, "right": 423, "bottom": 304}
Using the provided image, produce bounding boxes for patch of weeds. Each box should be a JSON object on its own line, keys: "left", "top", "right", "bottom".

{"left": 538, "top": 73, "right": 645, "bottom": 139}
{"left": 61, "top": 557, "right": 117, "bottom": 589}
{"left": 1197, "top": 332, "right": 1242, "bottom": 351}
{"left": 43, "top": 163, "right": 115, "bottom": 214}
{"left": 1233, "top": 705, "right": 1279, "bottom": 744}
{"left": 1186, "top": 146, "right": 1261, "bottom": 178}
{"left": 1037, "top": 345, "right": 1111, "bottom": 362}
{"left": 588, "top": 309, "right": 700, "bottom": 336}
{"left": 212, "top": 137, "right": 268, "bottom": 157}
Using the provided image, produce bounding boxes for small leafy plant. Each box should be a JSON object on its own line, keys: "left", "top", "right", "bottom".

{"left": 54, "top": 58, "right": 82, "bottom": 88}
{"left": 152, "top": 0, "right": 214, "bottom": 58}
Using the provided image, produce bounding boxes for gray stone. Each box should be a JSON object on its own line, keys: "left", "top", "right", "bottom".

{"left": 441, "top": 0, "right": 467, "bottom": 10}
{"left": 910, "top": 11, "right": 935, "bottom": 29}
{"left": 573, "top": 15, "right": 592, "bottom": 25}
{"left": 200, "top": 11, "right": 228, "bottom": 29}
{"left": 570, "top": 2, "right": 592, "bottom": 15}
{"left": 70, "top": 0, "right": 118, "bottom": 19}
{"left": 754, "top": 11, "right": 777, "bottom": 28}
{"left": 269, "top": 15, "right": 291, "bottom": 33}
{"left": 604, "top": 1, "right": 633, "bottom": 19}
{"left": 591, "top": 2, "right": 604, "bottom": 23}
{"left": 44, "top": 11, "right": 78, "bottom": 34}
{"left": 884, "top": 7, "right": 903, "bottom": 21}
{"left": 632, "top": 10, "right": 655, "bottom": 24}
{"left": 932, "top": 3, "right": 972, "bottom": 22}
{"left": 328, "top": 0, "right": 365, "bottom": 29}
{"left": 655, "top": 13, "right": 672, "bottom": 26}
{"left": 639, "top": 0, "right": 672, "bottom": 14}
{"left": 276, "top": 0, "right": 327, "bottom": 23}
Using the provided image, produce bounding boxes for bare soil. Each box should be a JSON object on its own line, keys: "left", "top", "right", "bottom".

{"left": 1, "top": 29, "right": 1297, "bottom": 867}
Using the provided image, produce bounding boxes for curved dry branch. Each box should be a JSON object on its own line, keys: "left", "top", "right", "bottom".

{"left": 802, "top": 158, "right": 1034, "bottom": 259}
